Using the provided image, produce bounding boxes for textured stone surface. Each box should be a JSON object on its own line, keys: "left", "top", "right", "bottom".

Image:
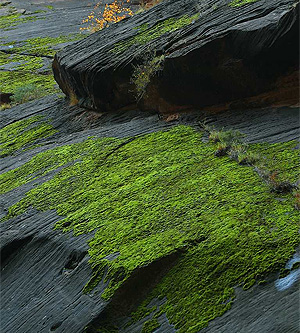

{"left": 1, "top": 0, "right": 299, "bottom": 332}
{"left": 53, "top": 0, "right": 299, "bottom": 112}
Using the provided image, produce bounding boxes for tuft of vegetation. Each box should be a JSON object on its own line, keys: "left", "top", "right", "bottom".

{"left": 214, "top": 141, "right": 230, "bottom": 157}
{"left": 0, "top": 103, "right": 11, "bottom": 111}
{"left": 236, "top": 151, "right": 260, "bottom": 166}
{"left": 0, "top": 125, "right": 299, "bottom": 332}
{"left": 131, "top": 53, "right": 165, "bottom": 100}
{"left": 0, "top": 71, "right": 57, "bottom": 100}
{"left": 11, "top": 84, "right": 46, "bottom": 104}
{"left": 208, "top": 128, "right": 244, "bottom": 144}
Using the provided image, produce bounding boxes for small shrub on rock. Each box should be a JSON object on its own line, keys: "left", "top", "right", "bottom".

{"left": 131, "top": 53, "right": 165, "bottom": 101}
{"left": 209, "top": 129, "right": 244, "bottom": 145}
{"left": 237, "top": 151, "right": 260, "bottom": 166}
{"left": 228, "top": 142, "right": 246, "bottom": 160}
{"left": 215, "top": 142, "right": 230, "bottom": 157}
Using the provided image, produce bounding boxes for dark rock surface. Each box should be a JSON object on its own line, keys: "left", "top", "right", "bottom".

{"left": 53, "top": 0, "right": 299, "bottom": 112}
{"left": 0, "top": 0, "right": 98, "bottom": 45}
{"left": 201, "top": 273, "right": 300, "bottom": 333}
{"left": 1, "top": 210, "right": 107, "bottom": 333}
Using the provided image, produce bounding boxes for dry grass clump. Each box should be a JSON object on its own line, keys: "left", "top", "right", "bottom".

{"left": 69, "top": 91, "right": 79, "bottom": 106}
{"left": 0, "top": 103, "right": 11, "bottom": 111}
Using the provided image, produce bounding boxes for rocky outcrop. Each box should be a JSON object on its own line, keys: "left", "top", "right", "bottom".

{"left": 53, "top": 0, "right": 299, "bottom": 113}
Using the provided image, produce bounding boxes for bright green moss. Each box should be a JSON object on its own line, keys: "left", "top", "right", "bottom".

{"left": 0, "top": 51, "right": 44, "bottom": 71}
{"left": 141, "top": 319, "right": 160, "bottom": 333}
{"left": 0, "top": 116, "right": 57, "bottom": 157}
{"left": 11, "top": 34, "right": 84, "bottom": 57}
{"left": 249, "top": 141, "right": 299, "bottom": 183}
{"left": 229, "top": 0, "right": 260, "bottom": 7}
{"left": 0, "top": 136, "right": 126, "bottom": 195}
{"left": 113, "top": 14, "right": 199, "bottom": 54}
{"left": 0, "top": 13, "right": 42, "bottom": 30}
{"left": 0, "top": 126, "right": 299, "bottom": 332}
{"left": 0, "top": 34, "right": 84, "bottom": 97}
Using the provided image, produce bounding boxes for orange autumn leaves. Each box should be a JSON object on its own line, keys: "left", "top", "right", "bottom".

{"left": 81, "top": 0, "right": 133, "bottom": 32}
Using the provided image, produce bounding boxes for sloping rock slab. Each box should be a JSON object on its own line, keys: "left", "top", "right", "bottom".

{"left": 0, "top": 96, "right": 299, "bottom": 333}
{"left": 53, "top": 0, "right": 299, "bottom": 112}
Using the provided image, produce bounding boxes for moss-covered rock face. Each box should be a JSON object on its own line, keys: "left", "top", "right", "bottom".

{"left": 0, "top": 34, "right": 84, "bottom": 97}
{"left": 112, "top": 14, "right": 200, "bottom": 54}
{"left": 1, "top": 125, "right": 299, "bottom": 332}
{"left": 0, "top": 13, "right": 42, "bottom": 31}
{"left": 0, "top": 7, "right": 85, "bottom": 100}
{"left": 53, "top": 0, "right": 299, "bottom": 112}
{"left": 0, "top": 116, "right": 57, "bottom": 158}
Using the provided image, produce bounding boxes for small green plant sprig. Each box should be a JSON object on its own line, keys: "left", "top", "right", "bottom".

{"left": 131, "top": 52, "right": 165, "bottom": 101}
{"left": 202, "top": 124, "right": 256, "bottom": 164}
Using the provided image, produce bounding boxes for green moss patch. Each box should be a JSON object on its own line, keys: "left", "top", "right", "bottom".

{"left": 249, "top": 141, "right": 299, "bottom": 183}
{"left": 0, "top": 34, "right": 86, "bottom": 97}
{"left": 10, "top": 34, "right": 84, "bottom": 57}
{"left": 142, "top": 318, "right": 160, "bottom": 333}
{"left": 1, "top": 126, "right": 299, "bottom": 332}
{"left": 113, "top": 14, "right": 199, "bottom": 54}
{"left": 0, "top": 71, "right": 57, "bottom": 96}
{"left": 229, "top": 0, "right": 260, "bottom": 7}
{"left": 0, "top": 51, "right": 44, "bottom": 71}
{"left": 0, "top": 13, "right": 42, "bottom": 31}
{"left": 0, "top": 116, "right": 57, "bottom": 158}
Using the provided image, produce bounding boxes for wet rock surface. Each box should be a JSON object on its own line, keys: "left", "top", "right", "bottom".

{"left": 0, "top": 0, "right": 113, "bottom": 98}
